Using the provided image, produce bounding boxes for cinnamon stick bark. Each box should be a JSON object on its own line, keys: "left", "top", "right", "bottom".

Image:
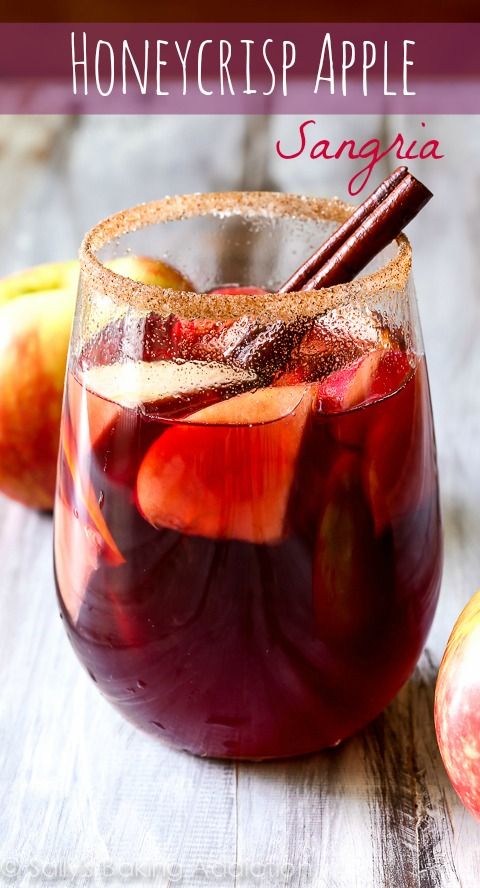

{"left": 229, "top": 318, "right": 305, "bottom": 376}
{"left": 230, "top": 168, "right": 432, "bottom": 382}
{"left": 278, "top": 165, "right": 409, "bottom": 293}
{"left": 299, "top": 173, "right": 432, "bottom": 291}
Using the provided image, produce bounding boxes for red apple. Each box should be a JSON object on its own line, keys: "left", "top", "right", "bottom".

{"left": 435, "top": 589, "right": 480, "bottom": 819}
{"left": 0, "top": 256, "right": 193, "bottom": 510}
{"left": 315, "top": 349, "right": 411, "bottom": 414}
{"left": 0, "top": 287, "right": 76, "bottom": 509}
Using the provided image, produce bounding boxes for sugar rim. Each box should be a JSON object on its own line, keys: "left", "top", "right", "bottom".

{"left": 79, "top": 191, "right": 412, "bottom": 322}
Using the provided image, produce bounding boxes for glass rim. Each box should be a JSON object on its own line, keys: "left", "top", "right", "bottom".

{"left": 79, "top": 191, "right": 412, "bottom": 322}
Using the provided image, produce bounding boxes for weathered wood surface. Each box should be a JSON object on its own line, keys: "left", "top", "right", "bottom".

{"left": 0, "top": 114, "right": 479, "bottom": 887}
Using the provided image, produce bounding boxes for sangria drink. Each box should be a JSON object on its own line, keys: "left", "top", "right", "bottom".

{"left": 54, "top": 191, "right": 442, "bottom": 759}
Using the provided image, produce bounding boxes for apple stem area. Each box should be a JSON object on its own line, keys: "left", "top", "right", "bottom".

{"left": 0, "top": 115, "right": 479, "bottom": 883}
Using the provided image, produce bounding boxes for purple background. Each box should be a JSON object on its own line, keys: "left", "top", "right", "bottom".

{"left": 0, "top": 23, "right": 479, "bottom": 113}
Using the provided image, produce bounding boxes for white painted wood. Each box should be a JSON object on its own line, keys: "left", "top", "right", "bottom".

{"left": 0, "top": 114, "right": 480, "bottom": 887}
{"left": 0, "top": 115, "right": 246, "bottom": 888}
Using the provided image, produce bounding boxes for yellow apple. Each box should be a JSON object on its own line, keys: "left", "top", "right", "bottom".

{"left": 0, "top": 260, "right": 79, "bottom": 309}
{"left": 0, "top": 256, "right": 194, "bottom": 510}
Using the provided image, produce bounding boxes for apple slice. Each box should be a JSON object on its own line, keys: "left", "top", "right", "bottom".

{"left": 313, "top": 451, "right": 388, "bottom": 644}
{"left": 68, "top": 371, "right": 121, "bottom": 449}
{"left": 84, "top": 312, "right": 223, "bottom": 365}
{"left": 316, "top": 349, "right": 412, "bottom": 414}
{"left": 62, "top": 373, "right": 126, "bottom": 569}
{"left": 316, "top": 350, "right": 383, "bottom": 413}
{"left": 60, "top": 417, "right": 124, "bottom": 568}
{"left": 362, "top": 349, "right": 412, "bottom": 403}
{"left": 80, "top": 288, "right": 266, "bottom": 371}
{"left": 136, "top": 385, "right": 311, "bottom": 544}
{"left": 81, "top": 359, "right": 257, "bottom": 418}
{"left": 54, "top": 495, "right": 101, "bottom": 623}
{"left": 362, "top": 358, "right": 430, "bottom": 534}
{"left": 184, "top": 384, "right": 307, "bottom": 425}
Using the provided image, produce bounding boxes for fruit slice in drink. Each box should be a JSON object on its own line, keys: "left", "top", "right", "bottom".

{"left": 313, "top": 451, "right": 390, "bottom": 644}
{"left": 315, "top": 348, "right": 413, "bottom": 450}
{"left": 276, "top": 306, "right": 381, "bottom": 385}
{"left": 362, "top": 359, "right": 433, "bottom": 533}
{"left": 315, "top": 349, "right": 411, "bottom": 413}
{"left": 81, "top": 358, "right": 257, "bottom": 418}
{"left": 136, "top": 383, "right": 311, "bottom": 544}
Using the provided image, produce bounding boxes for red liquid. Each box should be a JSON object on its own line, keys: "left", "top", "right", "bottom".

{"left": 54, "top": 317, "right": 442, "bottom": 759}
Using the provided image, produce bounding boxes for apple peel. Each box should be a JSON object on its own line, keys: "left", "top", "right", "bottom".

{"left": 60, "top": 424, "right": 124, "bottom": 567}
{"left": 435, "top": 589, "right": 480, "bottom": 820}
{"left": 316, "top": 348, "right": 412, "bottom": 413}
{"left": 81, "top": 359, "right": 256, "bottom": 411}
{"left": 54, "top": 496, "right": 100, "bottom": 622}
{"left": 316, "top": 350, "right": 383, "bottom": 413}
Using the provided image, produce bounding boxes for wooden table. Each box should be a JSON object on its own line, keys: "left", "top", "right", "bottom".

{"left": 0, "top": 114, "right": 479, "bottom": 887}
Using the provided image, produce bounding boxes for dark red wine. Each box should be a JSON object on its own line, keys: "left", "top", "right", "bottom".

{"left": 54, "top": 308, "right": 441, "bottom": 759}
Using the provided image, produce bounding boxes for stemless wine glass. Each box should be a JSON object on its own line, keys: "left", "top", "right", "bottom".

{"left": 53, "top": 192, "right": 442, "bottom": 760}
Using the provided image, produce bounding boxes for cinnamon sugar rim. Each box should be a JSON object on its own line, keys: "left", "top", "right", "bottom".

{"left": 79, "top": 191, "right": 412, "bottom": 322}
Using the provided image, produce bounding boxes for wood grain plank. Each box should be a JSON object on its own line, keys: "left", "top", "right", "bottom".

{"left": 235, "top": 114, "right": 480, "bottom": 888}
{"left": 384, "top": 115, "right": 480, "bottom": 888}
{"left": 234, "top": 115, "right": 382, "bottom": 888}
{"left": 361, "top": 652, "right": 460, "bottom": 888}
{"left": 0, "top": 116, "right": 73, "bottom": 272}
{"left": 0, "top": 497, "right": 239, "bottom": 888}
{"left": 234, "top": 747, "right": 379, "bottom": 888}
{"left": 1, "top": 113, "right": 480, "bottom": 888}
{"left": 0, "top": 114, "right": 255, "bottom": 888}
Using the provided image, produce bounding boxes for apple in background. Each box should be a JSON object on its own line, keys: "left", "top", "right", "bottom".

{"left": 0, "top": 260, "right": 79, "bottom": 309}
{"left": 0, "top": 256, "right": 193, "bottom": 511}
{"left": 105, "top": 255, "right": 194, "bottom": 291}
{"left": 0, "top": 287, "right": 76, "bottom": 509}
{"left": 435, "top": 589, "right": 480, "bottom": 820}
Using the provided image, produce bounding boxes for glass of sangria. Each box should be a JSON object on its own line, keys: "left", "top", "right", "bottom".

{"left": 54, "top": 190, "right": 442, "bottom": 759}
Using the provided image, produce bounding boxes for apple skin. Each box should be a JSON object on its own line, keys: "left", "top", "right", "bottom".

{"left": 0, "top": 289, "right": 76, "bottom": 509}
{"left": 435, "top": 589, "right": 480, "bottom": 820}
{"left": 0, "top": 260, "right": 79, "bottom": 308}
{"left": 106, "top": 255, "right": 193, "bottom": 290}
{"left": 0, "top": 256, "right": 193, "bottom": 511}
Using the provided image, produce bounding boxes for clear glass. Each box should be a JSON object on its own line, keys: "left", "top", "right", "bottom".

{"left": 54, "top": 192, "right": 442, "bottom": 759}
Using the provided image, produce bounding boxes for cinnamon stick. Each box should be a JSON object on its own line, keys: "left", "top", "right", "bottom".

{"left": 299, "top": 173, "right": 432, "bottom": 291}
{"left": 231, "top": 167, "right": 432, "bottom": 382}
{"left": 229, "top": 318, "right": 305, "bottom": 376}
{"left": 278, "top": 165, "right": 409, "bottom": 293}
